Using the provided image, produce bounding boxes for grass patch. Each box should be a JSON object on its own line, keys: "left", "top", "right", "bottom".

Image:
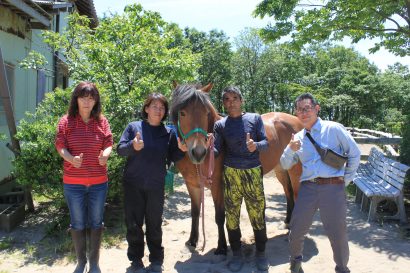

{"left": 0, "top": 238, "right": 13, "bottom": 250}
{"left": 346, "top": 183, "right": 356, "bottom": 196}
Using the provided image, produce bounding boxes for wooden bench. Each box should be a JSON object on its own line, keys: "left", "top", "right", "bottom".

{"left": 353, "top": 147, "right": 410, "bottom": 223}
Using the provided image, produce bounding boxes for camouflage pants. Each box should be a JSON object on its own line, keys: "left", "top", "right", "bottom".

{"left": 223, "top": 166, "right": 266, "bottom": 231}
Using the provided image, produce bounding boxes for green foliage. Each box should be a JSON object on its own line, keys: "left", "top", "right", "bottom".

{"left": 0, "top": 238, "right": 12, "bottom": 250}
{"left": 254, "top": 0, "right": 410, "bottom": 56}
{"left": 13, "top": 88, "right": 70, "bottom": 199}
{"left": 14, "top": 4, "right": 200, "bottom": 201}
{"left": 231, "top": 28, "right": 270, "bottom": 113}
{"left": 19, "top": 51, "right": 49, "bottom": 71}
{"left": 184, "top": 28, "right": 233, "bottom": 112}
{"left": 14, "top": 2, "right": 410, "bottom": 202}
{"left": 400, "top": 115, "right": 410, "bottom": 165}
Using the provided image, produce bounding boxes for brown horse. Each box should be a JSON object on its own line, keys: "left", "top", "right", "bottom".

{"left": 170, "top": 83, "right": 303, "bottom": 256}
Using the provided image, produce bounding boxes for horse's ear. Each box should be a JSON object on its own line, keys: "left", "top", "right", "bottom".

{"left": 200, "top": 83, "right": 213, "bottom": 93}
{"left": 172, "top": 80, "right": 178, "bottom": 89}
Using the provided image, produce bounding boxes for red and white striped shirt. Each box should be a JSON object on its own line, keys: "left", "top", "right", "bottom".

{"left": 55, "top": 114, "right": 113, "bottom": 185}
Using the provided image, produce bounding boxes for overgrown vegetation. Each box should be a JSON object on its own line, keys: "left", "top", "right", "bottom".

{"left": 13, "top": 3, "right": 410, "bottom": 206}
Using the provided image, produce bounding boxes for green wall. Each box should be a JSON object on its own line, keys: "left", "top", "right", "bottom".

{"left": 0, "top": 7, "right": 68, "bottom": 183}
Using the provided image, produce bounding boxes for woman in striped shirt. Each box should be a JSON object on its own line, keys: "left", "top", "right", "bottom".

{"left": 55, "top": 81, "right": 113, "bottom": 273}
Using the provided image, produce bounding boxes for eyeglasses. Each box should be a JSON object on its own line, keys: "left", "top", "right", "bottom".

{"left": 150, "top": 105, "right": 165, "bottom": 112}
{"left": 295, "top": 105, "right": 315, "bottom": 114}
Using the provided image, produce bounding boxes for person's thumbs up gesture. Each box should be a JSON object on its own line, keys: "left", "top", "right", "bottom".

{"left": 98, "top": 150, "right": 108, "bottom": 166}
{"left": 288, "top": 133, "right": 301, "bottom": 152}
{"left": 246, "top": 132, "right": 257, "bottom": 152}
{"left": 133, "top": 132, "right": 144, "bottom": 151}
{"left": 72, "top": 153, "right": 83, "bottom": 168}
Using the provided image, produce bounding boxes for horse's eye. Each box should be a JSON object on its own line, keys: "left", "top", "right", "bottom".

{"left": 180, "top": 111, "right": 186, "bottom": 117}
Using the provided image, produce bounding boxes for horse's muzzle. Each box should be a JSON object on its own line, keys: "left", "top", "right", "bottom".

{"left": 189, "top": 145, "right": 207, "bottom": 164}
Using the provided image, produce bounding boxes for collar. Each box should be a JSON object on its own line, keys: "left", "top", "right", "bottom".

{"left": 304, "top": 117, "right": 322, "bottom": 135}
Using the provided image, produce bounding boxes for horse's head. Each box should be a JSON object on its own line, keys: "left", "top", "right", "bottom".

{"left": 170, "top": 83, "right": 216, "bottom": 164}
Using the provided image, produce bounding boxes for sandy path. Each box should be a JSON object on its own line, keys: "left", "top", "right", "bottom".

{"left": 1, "top": 173, "right": 409, "bottom": 272}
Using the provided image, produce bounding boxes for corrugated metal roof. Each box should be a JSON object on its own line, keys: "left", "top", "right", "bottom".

{"left": 32, "top": 0, "right": 98, "bottom": 28}
{"left": 73, "top": 0, "right": 98, "bottom": 28}
{"left": 1, "top": 0, "right": 52, "bottom": 28}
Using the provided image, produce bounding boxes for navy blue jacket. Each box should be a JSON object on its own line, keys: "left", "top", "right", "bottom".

{"left": 117, "top": 120, "right": 185, "bottom": 189}
{"left": 214, "top": 112, "right": 268, "bottom": 169}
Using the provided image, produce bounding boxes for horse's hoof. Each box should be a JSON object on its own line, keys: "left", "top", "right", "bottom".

{"left": 185, "top": 240, "right": 197, "bottom": 250}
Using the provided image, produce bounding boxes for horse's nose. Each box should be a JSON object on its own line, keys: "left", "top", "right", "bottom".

{"left": 190, "top": 145, "right": 207, "bottom": 164}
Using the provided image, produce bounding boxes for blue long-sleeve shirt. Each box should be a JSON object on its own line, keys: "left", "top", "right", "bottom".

{"left": 280, "top": 118, "right": 361, "bottom": 185}
{"left": 117, "top": 120, "right": 185, "bottom": 189}
{"left": 214, "top": 112, "right": 269, "bottom": 169}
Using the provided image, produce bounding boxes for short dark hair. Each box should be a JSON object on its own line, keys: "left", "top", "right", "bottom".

{"left": 141, "top": 93, "right": 169, "bottom": 122}
{"left": 222, "top": 86, "right": 242, "bottom": 100}
{"left": 294, "top": 93, "right": 319, "bottom": 106}
{"left": 68, "top": 81, "right": 102, "bottom": 120}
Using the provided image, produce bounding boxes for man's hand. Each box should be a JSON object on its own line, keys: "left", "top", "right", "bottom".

{"left": 132, "top": 132, "right": 144, "bottom": 151}
{"left": 246, "top": 133, "right": 257, "bottom": 152}
{"left": 288, "top": 133, "right": 301, "bottom": 152}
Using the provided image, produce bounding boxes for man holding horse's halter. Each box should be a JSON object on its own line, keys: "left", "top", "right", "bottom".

{"left": 213, "top": 86, "right": 270, "bottom": 272}
{"left": 281, "top": 93, "right": 360, "bottom": 273}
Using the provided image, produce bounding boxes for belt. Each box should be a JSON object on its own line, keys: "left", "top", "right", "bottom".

{"left": 305, "top": 177, "right": 344, "bottom": 185}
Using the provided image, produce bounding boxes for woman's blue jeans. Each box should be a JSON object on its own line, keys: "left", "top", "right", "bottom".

{"left": 64, "top": 182, "right": 108, "bottom": 230}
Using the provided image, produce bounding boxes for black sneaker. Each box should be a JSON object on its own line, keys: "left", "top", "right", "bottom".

{"left": 146, "top": 262, "right": 163, "bottom": 272}
{"left": 128, "top": 260, "right": 145, "bottom": 273}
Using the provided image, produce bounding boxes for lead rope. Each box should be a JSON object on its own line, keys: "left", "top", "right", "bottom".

{"left": 195, "top": 164, "right": 206, "bottom": 252}
{"left": 196, "top": 134, "right": 215, "bottom": 252}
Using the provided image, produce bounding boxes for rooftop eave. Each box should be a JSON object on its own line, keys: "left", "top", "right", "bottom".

{"left": 2, "top": 0, "right": 52, "bottom": 28}
{"left": 74, "top": 0, "right": 98, "bottom": 28}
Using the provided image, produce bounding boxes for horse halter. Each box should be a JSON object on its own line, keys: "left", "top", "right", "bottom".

{"left": 177, "top": 111, "right": 208, "bottom": 144}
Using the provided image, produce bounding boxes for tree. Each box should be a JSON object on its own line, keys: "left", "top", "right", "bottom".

{"left": 184, "top": 28, "right": 233, "bottom": 111}
{"left": 14, "top": 4, "right": 199, "bottom": 201}
{"left": 231, "top": 28, "right": 269, "bottom": 113}
{"left": 254, "top": 0, "right": 410, "bottom": 56}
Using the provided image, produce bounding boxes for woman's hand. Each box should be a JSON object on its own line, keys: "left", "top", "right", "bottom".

{"left": 177, "top": 137, "right": 188, "bottom": 152}
{"left": 206, "top": 133, "right": 213, "bottom": 149}
{"left": 98, "top": 150, "right": 108, "bottom": 166}
{"left": 132, "top": 132, "right": 144, "bottom": 151}
{"left": 72, "top": 153, "right": 83, "bottom": 168}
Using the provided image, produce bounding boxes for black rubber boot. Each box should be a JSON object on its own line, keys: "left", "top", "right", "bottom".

{"left": 70, "top": 229, "right": 87, "bottom": 273}
{"left": 255, "top": 250, "right": 269, "bottom": 271}
{"left": 227, "top": 249, "right": 243, "bottom": 272}
{"left": 88, "top": 228, "right": 103, "bottom": 273}
{"left": 287, "top": 260, "right": 303, "bottom": 273}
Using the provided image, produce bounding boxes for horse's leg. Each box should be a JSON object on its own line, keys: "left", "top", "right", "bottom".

{"left": 211, "top": 181, "right": 227, "bottom": 255}
{"left": 274, "top": 165, "right": 294, "bottom": 228}
{"left": 185, "top": 184, "right": 201, "bottom": 248}
{"left": 288, "top": 162, "right": 302, "bottom": 201}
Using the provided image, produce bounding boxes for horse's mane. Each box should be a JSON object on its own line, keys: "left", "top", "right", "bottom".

{"left": 170, "top": 84, "right": 218, "bottom": 126}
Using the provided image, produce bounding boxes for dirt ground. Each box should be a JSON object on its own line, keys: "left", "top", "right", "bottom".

{"left": 1, "top": 169, "right": 410, "bottom": 273}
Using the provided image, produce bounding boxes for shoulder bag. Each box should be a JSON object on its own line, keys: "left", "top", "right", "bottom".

{"left": 305, "top": 132, "right": 348, "bottom": 169}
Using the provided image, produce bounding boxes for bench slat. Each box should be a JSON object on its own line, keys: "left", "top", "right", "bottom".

{"left": 353, "top": 147, "right": 409, "bottom": 223}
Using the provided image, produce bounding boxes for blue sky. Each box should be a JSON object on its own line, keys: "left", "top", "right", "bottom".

{"left": 94, "top": 0, "right": 410, "bottom": 71}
